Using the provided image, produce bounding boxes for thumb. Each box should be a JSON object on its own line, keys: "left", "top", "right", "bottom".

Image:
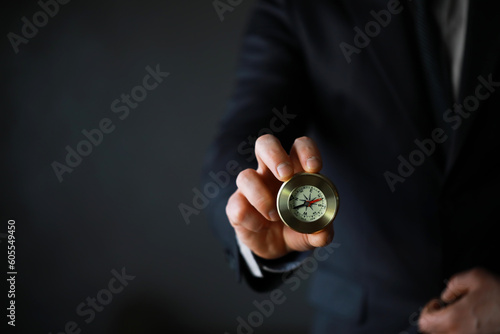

{"left": 283, "top": 221, "right": 334, "bottom": 253}
{"left": 307, "top": 223, "right": 334, "bottom": 248}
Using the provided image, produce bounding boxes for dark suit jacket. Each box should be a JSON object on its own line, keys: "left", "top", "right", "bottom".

{"left": 202, "top": 0, "right": 500, "bottom": 332}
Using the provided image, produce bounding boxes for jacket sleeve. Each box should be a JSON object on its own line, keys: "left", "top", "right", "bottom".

{"left": 201, "top": 0, "right": 313, "bottom": 291}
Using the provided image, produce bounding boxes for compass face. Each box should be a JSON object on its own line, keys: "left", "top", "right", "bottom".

{"left": 289, "top": 185, "right": 327, "bottom": 222}
{"left": 276, "top": 173, "right": 339, "bottom": 234}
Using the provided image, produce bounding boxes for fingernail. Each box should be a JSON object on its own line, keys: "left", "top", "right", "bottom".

{"left": 269, "top": 209, "right": 279, "bottom": 221}
{"left": 277, "top": 162, "right": 293, "bottom": 179}
{"left": 306, "top": 157, "right": 321, "bottom": 171}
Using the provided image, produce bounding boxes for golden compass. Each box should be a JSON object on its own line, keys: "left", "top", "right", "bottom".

{"left": 276, "top": 173, "right": 339, "bottom": 234}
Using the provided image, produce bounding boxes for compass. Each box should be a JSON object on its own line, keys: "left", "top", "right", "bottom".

{"left": 276, "top": 173, "right": 339, "bottom": 234}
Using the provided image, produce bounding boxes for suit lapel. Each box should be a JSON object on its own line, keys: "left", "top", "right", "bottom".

{"left": 344, "top": 0, "right": 439, "bottom": 139}
{"left": 351, "top": 0, "right": 447, "bottom": 173}
{"left": 341, "top": 0, "right": 500, "bottom": 176}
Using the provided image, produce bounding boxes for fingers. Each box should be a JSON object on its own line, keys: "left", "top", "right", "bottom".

{"left": 418, "top": 268, "right": 495, "bottom": 334}
{"left": 283, "top": 222, "right": 334, "bottom": 252}
{"left": 308, "top": 223, "right": 334, "bottom": 248}
{"left": 289, "top": 136, "right": 323, "bottom": 173}
{"left": 419, "top": 272, "right": 472, "bottom": 333}
{"left": 441, "top": 268, "right": 484, "bottom": 303}
{"left": 226, "top": 191, "right": 269, "bottom": 234}
{"left": 254, "top": 135, "right": 323, "bottom": 182}
{"left": 226, "top": 187, "right": 335, "bottom": 257}
{"left": 240, "top": 135, "right": 324, "bottom": 224}
{"left": 236, "top": 168, "right": 279, "bottom": 221}
{"left": 255, "top": 135, "right": 294, "bottom": 181}
{"left": 226, "top": 190, "right": 286, "bottom": 259}
{"left": 418, "top": 298, "right": 456, "bottom": 333}
{"left": 418, "top": 296, "right": 478, "bottom": 334}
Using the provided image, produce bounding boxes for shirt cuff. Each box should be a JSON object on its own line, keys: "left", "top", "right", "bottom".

{"left": 236, "top": 236, "right": 264, "bottom": 277}
{"left": 236, "top": 236, "right": 311, "bottom": 277}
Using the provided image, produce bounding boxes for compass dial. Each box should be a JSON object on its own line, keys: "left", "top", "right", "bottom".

{"left": 289, "top": 185, "right": 327, "bottom": 222}
{"left": 276, "top": 173, "right": 339, "bottom": 234}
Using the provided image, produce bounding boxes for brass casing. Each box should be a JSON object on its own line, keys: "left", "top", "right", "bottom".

{"left": 277, "top": 173, "right": 339, "bottom": 234}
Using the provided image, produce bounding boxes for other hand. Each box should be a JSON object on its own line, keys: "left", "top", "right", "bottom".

{"left": 419, "top": 267, "right": 500, "bottom": 334}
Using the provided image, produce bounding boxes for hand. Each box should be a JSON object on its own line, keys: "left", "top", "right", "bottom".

{"left": 225, "top": 134, "right": 334, "bottom": 259}
{"left": 419, "top": 267, "right": 500, "bottom": 334}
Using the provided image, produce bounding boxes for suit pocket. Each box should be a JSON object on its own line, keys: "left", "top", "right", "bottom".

{"left": 308, "top": 270, "right": 366, "bottom": 323}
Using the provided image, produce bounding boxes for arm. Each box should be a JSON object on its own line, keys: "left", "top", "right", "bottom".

{"left": 202, "top": 0, "right": 320, "bottom": 289}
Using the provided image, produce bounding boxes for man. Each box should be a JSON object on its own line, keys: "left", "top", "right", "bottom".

{"left": 203, "top": 0, "right": 500, "bottom": 332}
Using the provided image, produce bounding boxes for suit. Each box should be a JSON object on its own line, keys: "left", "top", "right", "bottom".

{"left": 202, "top": 0, "right": 500, "bottom": 332}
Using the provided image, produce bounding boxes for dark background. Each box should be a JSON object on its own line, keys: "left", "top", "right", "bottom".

{"left": 1, "top": 1, "right": 314, "bottom": 333}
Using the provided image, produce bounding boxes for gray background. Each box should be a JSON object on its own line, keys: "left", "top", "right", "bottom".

{"left": 1, "top": 1, "right": 315, "bottom": 333}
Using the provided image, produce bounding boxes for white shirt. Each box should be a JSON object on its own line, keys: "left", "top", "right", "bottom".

{"left": 433, "top": 0, "right": 469, "bottom": 98}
